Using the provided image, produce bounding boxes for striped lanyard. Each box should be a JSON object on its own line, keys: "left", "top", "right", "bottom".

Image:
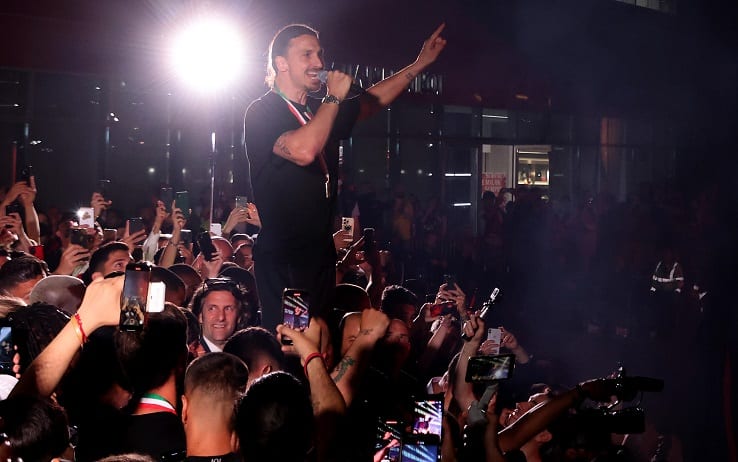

{"left": 272, "top": 85, "right": 331, "bottom": 199}
{"left": 137, "top": 392, "right": 177, "bottom": 415}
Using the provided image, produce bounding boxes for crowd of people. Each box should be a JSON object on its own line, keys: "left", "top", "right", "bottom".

{"left": 0, "top": 18, "right": 734, "bottom": 462}
{"left": 1, "top": 168, "right": 732, "bottom": 462}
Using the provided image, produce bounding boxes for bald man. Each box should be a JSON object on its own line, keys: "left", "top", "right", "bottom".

{"left": 29, "top": 275, "right": 86, "bottom": 315}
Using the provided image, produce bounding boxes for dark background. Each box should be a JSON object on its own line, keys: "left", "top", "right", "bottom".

{"left": 0, "top": 0, "right": 736, "bottom": 209}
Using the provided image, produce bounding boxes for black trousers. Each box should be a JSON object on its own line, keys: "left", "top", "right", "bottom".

{"left": 254, "top": 252, "right": 335, "bottom": 333}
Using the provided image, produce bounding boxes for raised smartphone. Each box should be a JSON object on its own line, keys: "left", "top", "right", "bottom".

{"left": 119, "top": 262, "right": 152, "bottom": 331}
{"left": 281, "top": 289, "right": 310, "bottom": 345}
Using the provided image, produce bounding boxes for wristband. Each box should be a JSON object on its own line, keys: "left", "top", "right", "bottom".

{"left": 303, "top": 352, "right": 324, "bottom": 379}
{"left": 73, "top": 313, "right": 88, "bottom": 345}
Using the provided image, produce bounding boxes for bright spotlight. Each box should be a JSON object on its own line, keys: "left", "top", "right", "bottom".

{"left": 171, "top": 18, "right": 244, "bottom": 92}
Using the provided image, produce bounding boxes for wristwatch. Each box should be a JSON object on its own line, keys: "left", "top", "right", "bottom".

{"left": 322, "top": 94, "right": 341, "bottom": 105}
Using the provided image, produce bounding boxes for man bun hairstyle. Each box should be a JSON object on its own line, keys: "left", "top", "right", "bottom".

{"left": 266, "top": 23, "right": 319, "bottom": 87}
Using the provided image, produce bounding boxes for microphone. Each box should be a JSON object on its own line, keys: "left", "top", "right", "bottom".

{"left": 317, "top": 70, "right": 365, "bottom": 100}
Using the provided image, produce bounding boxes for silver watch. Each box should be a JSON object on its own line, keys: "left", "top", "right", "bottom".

{"left": 322, "top": 94, "right": 341, "bottom": 105}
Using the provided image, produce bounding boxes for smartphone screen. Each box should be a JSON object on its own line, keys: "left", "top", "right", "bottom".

{"left": 400, "top": 441, "right": 439, "bottom": 462}
{"left": 281, "top": 289, "right": 310, "bottom": 345}
{"left": 386, "top": 445, "right": 400, "bottom": 462}
{"left": 5, "top": 202, "right": 22, "bottom": 217}
{"left": 341, "top": 217, "right": 354, "bottom": 242}
{"left": 160, "top": 187, "right": 174, "bottom": 212}
{"left": 128, "top": 217, "right": 145, "bottom": 235}
{"left": 103, "top": 228, "right": 118, "bottom": 242}
{"left": 120, "top": 263, "right": 151, "bottom": 331}
{"left": 465, "top": 354, "right": 516, "bottom": 383}
{"left": 69, "top": 228, "right": 93, "bottom": 252}
{"left": 412, "top": 399, "right": 443, "bottom": 439}
{"left": 78, "top": 207, "right": 96, "bottom": 228}
{"left": 180, "top": 229, "right": 192, "bottom": 246}
{"left": 428, "top": 301, "right": 454, "bottom": 318}
{"left": 175, "top": 191, "right": 190, "bottom": 219}
{"left": 235, "top": 195, "right": 249, "bottom": 210}
{"left": 0, "top": 325, "right": 14, "bottom": 375}
{"left": 375, "top": 418, "right": 404, "bottom": 459}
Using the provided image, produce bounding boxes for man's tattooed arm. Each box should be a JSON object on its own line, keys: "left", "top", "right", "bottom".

{"left": 332, "top": 356, "right": 356, "bottom": 383}
{"left": 274, "top": 132, "right": 292, "bottom": 157}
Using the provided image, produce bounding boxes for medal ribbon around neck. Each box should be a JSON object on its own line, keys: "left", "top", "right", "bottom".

{"left": 272, "top": 85, "right": 331, "bottom": 199}
{"left": 137, "top": 392, "right": 177, "bottom": 415}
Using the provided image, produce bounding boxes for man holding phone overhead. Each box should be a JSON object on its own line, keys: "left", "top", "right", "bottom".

{"left": 242, "top": 22, "right": 446, "bottom": 331}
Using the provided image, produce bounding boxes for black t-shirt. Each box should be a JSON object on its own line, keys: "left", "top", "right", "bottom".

{"left": 121, "top": 411, "right": 186, "bottom": 460}
{"left": 243, "top": 91, "right": 359, "bottom": 261}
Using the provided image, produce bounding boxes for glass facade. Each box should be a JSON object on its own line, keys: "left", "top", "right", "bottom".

{"left": 0, "top": 68, "right": 678, "bottom": 239}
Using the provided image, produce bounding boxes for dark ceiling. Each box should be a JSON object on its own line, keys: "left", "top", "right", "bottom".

{"left": 0, "top": 0, "right": 735, "bottom": 117}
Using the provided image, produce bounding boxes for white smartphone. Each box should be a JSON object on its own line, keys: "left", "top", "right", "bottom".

{"left": 341, "top": 217, "right": 354, "bottom": 242}
{"left": 486, "top": 328, "right": 501, "bottom": 354}
{"left": 209, "top": 222, "right": 222, "bottom": 237}
{"left": 77, "top": 207, "right": 96, "bottom": 228}
{"left": 147, "top": 282, "right": 166, "bottom": 313}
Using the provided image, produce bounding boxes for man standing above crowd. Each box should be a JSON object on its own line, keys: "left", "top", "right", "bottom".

{"left": 243, "top": 23, "right": 447, "bottom": 331}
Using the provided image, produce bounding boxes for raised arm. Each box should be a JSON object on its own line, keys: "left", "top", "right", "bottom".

{"left": 142, "top": 200, "right": 168, "bottom": 262}
{"left": 19, "top": 176, "right": 40, "bottom": 243}
{"left": 10, "top": 276, "right": 124, "bottom": 399}
{"left": 361, "top": 23, "right": 447, "bottom": 116}
{"left": 2, "top": 179, "right": 40, "bottom": 243}
{"left": 498, "top": 378, "right": 619, "bottom": 452}
{"left": 159, "top": 203, "right": 185, "bottom": 268}
{"left": 268, "top": 72, "right": 352, "bottom": 166}
{"left": 453, "top": 312, "right": 486, "bottom": 416}
{"left": 277, "top": 319, "right": 346, "bottom": 462}
{"left": 330, "top": 308, "right": 389, "bottom": 407}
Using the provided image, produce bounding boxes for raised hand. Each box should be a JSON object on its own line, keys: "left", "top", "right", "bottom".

{"left": 325, "top": 70, "right": 353, "bottom": 102}
{"left": 277, "top": 318, "right": 323, "bottom": 364}
{"left": 461, "top": 311, "right": 485, "bottom": 343}
{"left": 500, "top": 326, "right": 519, "bottom": 350}
{"left": 122, "top": 220, "right": 147, "bottom": 251}
{"left": 76, "top": 275, "right": 125, "bottom": 331}
{"left": 18, "top": 176, "right": 37, "bottom": 206}
{"left": 200, "top": 249, "right": 224, "bottom": 279}
{"left": 91, "top": 192, "right": 112, "bottom": 220}
{"left": 53, "top": 244, "right": 90, "bottom": 275}
{"left": 223, "top": 206, "right": 249, "bottom": 235}
{"left": 152, "top": 200, "right": 169, "bottom": 233}
{"left": 416, "top": 23, "right": 447, "bottom": 67}
{"left": 437, "top": 282, "right": 467, "bottom": 318}
{"left": 2, "top": 181, "right": 29, "bottom": 207}
{"left": 244, "top": 202, "right": 261, "bottom": 229}
{"left": 2, "top": 213, "right": 24, "bottom": 237}
{"left": 358, "top": 307, "right": 390, "bottom": 341}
